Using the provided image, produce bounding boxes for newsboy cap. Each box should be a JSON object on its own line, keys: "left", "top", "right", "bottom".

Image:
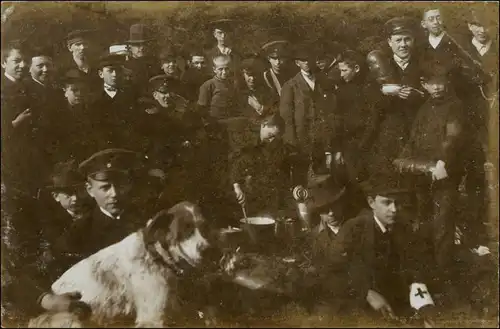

{"left": 66, "top": 29, "right": 96, "bottom": 47}
{"left": 79, "top": 149, "right": 145, "bottom": 181}
{"left": 420, "top": 60, "right": 452, "bottom": 82}
{"left": 46, "top": 160, "right": 86, "bottom": 192}
{"left": 384, "top": 17, "right": 415, "bottom": 37}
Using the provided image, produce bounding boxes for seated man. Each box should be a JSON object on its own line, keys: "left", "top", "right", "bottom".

{"left": 307, "top": 172, "right": 437, "bottom": 326}
{"left": 230, "top": 113, "right": 309, "bottom": 220}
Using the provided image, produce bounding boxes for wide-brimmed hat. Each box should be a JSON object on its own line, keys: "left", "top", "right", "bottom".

{"left": 208, "top": 18, "right": 235, "bottom": 32}
{"left": 126, "top": 23, "right": 155, "bottom": 44}
{"left": 305, "top": 173, "right": 346, "bottom": 213}
{"left": 45, "top": 160, "right": 86, "bottom": 192}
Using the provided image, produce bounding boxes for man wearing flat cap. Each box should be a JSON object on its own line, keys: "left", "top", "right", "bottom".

{"left": 261, "top": 40, "right": 295, "bottom": 97}
{"left": 316, "top": 172, "right": 436, "bottom": 325}
{"left": 60, "top": 29, "right": 101, "bottom": 95}
{"left": 88, "top": 53, "right": 142, "bottom": 151}
{"left": 280, "top": 43, "right": 337, "bottom": 177}
{"left": 366, "top": 16, "right": 426, "bottom": 177}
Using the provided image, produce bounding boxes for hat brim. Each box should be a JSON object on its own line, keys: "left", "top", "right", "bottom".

{"left": 126, "top": 38, "right": 155, "bottom": 44}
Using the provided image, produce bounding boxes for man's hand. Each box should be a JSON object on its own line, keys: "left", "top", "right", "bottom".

{"left": 397, "top": 86, "right": 413, "bottom": 99}
{"left": 12, "top": 108, "right": 32, "bottom": 128}
{"left": 248, "top": 96, "right": 264, "bottom": 115}
{"left": 233, "top": 183, "right": 245, "bottom": 205}
{"left": 366, "top": 289, "right": 396, "bottom": 320}
{"left": 430, "top": 160, "right": 448, "bottom": 181}
{"left": 381, "top": 84, "right": 403, "bottom": 96}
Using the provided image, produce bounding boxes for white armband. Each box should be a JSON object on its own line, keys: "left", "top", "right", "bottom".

{"left": 409, "top": 283, "right": 434, "bottom": 310}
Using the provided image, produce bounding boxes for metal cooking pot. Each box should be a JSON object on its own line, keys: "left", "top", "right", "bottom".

{"left": 239, "top": 217, "right": 276, "bottom": 245}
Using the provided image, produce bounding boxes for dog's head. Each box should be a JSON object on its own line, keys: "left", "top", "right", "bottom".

{"left": 143, "top": 201, "right": 217, "bottom": 269}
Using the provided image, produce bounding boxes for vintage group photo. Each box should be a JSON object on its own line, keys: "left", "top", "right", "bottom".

{"left": 1, "top": 1, "right": 498, "bottom": 328}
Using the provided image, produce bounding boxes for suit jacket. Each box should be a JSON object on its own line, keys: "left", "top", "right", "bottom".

{"left": 263, "top": 66, "right": 296, "bottom": 97}
{"left": 279, "top": 72, "right": 337, "bottom": 158}
{"left": 88, "top": 87, "right": 142, "bottom": 151}
{"left": 328, "top": 209, "right": 428, "bottom": 303}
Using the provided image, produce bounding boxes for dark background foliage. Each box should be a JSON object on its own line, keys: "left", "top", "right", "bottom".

{"left": 1, "top": 2, "right": 498, "bottom": 58}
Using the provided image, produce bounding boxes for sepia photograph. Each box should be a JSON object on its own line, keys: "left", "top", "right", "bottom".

{"left": 1, "top": 1, "right": 498, "bottom": 327}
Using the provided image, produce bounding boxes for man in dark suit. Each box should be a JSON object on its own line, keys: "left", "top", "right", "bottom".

{"left": 261, "top": 40, "right": 295, "bottom": 98}
{"left": 279, "top": 44, "right": 337, "bottom": 176}
{"left": 367, "top": 17, "right": 426, "bottom": 177}
{"left": 79, "top": 148, "right": 157, "bottom": 249}
{"left": 315, "top": 172, "right": 437, "bottom": 325}
{"left": 89, "top": 54, "right": 141, "bottom": 152}
{"left": 60, "top": 29, "right": 101, "bottom": 97}
{"left": 125, "top": 23, "right": 160, "bottom": 96}
{"left": 181, "top": 47, "right": 212, "bottom": 102}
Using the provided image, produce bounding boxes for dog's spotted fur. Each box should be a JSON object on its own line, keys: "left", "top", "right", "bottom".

{"left": 51, "top": 201, "right": 214, "bottom": 328}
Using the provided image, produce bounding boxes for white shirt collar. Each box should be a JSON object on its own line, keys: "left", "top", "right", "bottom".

{"left": 327, "top": 224, "right": 340, "bottom": 235}
{"left": 4, "top": 72, "right": 17, "bottom": 82}
{"left": 32, "top": 77, "right": 45, "bottom": 87}
{"left": 373, "top": 215, "right": 388, "bottom": 234}
{"left": 300, "top": 70, "right": 315, "bottom": 90}
{"left": 104, "top": 83, "right": 117, "bottom": 98}
{"left": 428, "top": 32, "right": 445, "bottom": 49}
{"left": 99, "top": 207, "right": 121, "bottom": 220}
{"left": 472, "top": 38, "right": 492, "bottom": 56}
{"left": 393, "top": 54, "right": 410, "bottom": 70}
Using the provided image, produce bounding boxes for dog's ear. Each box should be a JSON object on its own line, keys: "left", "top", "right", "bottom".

{"left": 143, "top": 209, "right": 175, "bottom": 244}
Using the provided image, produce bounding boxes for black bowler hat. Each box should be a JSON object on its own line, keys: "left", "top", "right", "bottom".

{"left": 46, "top": 160, "right": 86, "bottom": 192}
{"left": 261, "top": 40, "right": 290, "bottom": 58}
{"left": 384, "top": 16, "right": 415, "bottom": 37}
{"left": 66, "top": 29, "right": 96, "bottom": 47}
{"left": 97, "top": 53, "right": 126, "bottom": 69}
{"left": 79, "top": 149, "right": 145, "bottom": 181}
{"left": 208, "top": 18, "right": 235, "bottom": 32}
{"left": 359, "top": 172, "right": 410, "bottom": 198}
{"left": 149, "top": 74, "right": 179, "bottom": 93}
{"left": 126, "top": 23, "right": 155, "bottom": 44}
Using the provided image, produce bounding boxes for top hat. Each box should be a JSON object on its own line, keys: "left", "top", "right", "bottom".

{"left": 79, "top": 148, "right": 145, "bottom": 181}
{"left": 126, "top": 23, "right": 155, "bottom": 44}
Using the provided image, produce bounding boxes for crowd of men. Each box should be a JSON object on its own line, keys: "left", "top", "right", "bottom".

{"left": 1, "top": 5, "right": 498, "bottom": 327}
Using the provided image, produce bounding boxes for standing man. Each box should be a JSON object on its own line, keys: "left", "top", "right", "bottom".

{"left": 279, "top": 44, "right": 337, "bottom": 176}
{"left": 61, "top": 29, "right": 101, "bottom": 96}
{"left": 89, "top": 54, "right": 141, "bottom": 152}
{"left": 367, "top": 17, "right": 426, "bottom": 176}
{"left": 125, "top": 23, "right": 159, "bottom": 96}
{"left": 206, "top": 19, "right": 240, "bottom": 66}
{"left": 261, "top": 40, "right": 294, "bottom": 97}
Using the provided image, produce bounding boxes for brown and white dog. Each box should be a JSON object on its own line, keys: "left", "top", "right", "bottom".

{"left": 48, "top": 201, "right": 223, "bottom": 328}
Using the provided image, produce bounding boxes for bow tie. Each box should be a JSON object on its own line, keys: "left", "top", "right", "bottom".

{"left": 105, "top": 86, "right": 117, "bottom": 92}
